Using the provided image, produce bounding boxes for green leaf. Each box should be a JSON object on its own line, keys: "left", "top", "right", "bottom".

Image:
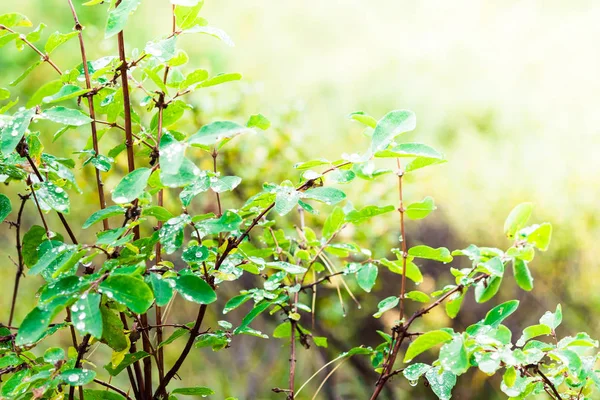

{"left": 408, "top": 245, "right": 453, "bottom": 263}
{"left": 552, "top": 349, "right": 582, "bottom": 374}
{"left": 234, "top": 301, "right": 272, "bottom": 334}
{"left": 198, "top": 72, "right": 242, "bottom": 88}
{"left": 182, "top": 245, "right": 209, "bottom": 264}
{"left": 105, "top": 0, "right": 141, "bottom": 39}
{"left": 100, "top": 306, "right": 127, "bottom": 351}
{"left": 42, "top": 106, "right": 92, "bottom": 126}
{"left": 474, "top": 275, "right": 502, "bottom": 303}
{"left": 478, "top": 256, "right": 504, "bottom": 277}
{"left": 145, "top": 36, "right": 178, "bottom": 62}
{"left": 71, "top": 293, "right": 103, "bottom": 338}
{"left": 99, "top": 275, "right": 154, "bottom": 314}
{"left": 303, "top": 187, "right": 346, "bottom": 205}
{"left": 223, "top": 293, "right": 251, "bottom": 314}
{"left": 405, "top": 291, "right": 430, "bottom": 303}
{"left": 373, "top": 296, "right": 399, "bottom": 318}
{"left": 179, "top": 68, "right": 208, "bottom": 90}
{"left": 141, "top": 206, "right": 173, "bottom": 222}
{"left": 512, "top": 258, "right": 533, "bottom": 291}
{"left": 59, "top": 368, "right": 96, "bottom": 386}
{"left": 0, "top": 107, "right": 34, "bottom": 154}
{"left": 175, "top": 2, "right": 205, "bottom": 30}
{"left": 445, "top": 292, "right": 464, "bottom": 319}
{"left": 267, "top": 261, "right": 307, "bottom": 275}
{"left": 159, "top": 132, "right": 186, "bottom": 175}
{"left": 370, "top": 110, "right": 416, "bottom": 153}
{"left": 349, "top": 111, "right": 377, "bottom": 128}
{"left": 25, "top": 23, "right": 46, "bottom": 43}
{"left": 345, "top": 205, "right": 395, "bottom": 224}
{"left": 0, "top": 13, "right": 32, "bottom": 27}
{"left": 0, "top": 369, "right": 29, "bottom": 398}
{"left": 180, "top": 176, "right": 210, "bottom": 206}
{"left": 0, "top": 193, "right": 11, "bottom": 223}
{"left": 525, "top": 222, "right": 552, "bottom": 251}
{"left": 195, "top": 332, "right": 230, "bottom": 350}
{"left": 44, "top": 347, "right": 65, "bottom": 363}
{"left": 15, "top": 306, "right": 61, "bottom": 346}
{"left": 147, "top": 274, "right": 173, "bottom": 307}
{"left": 294, "top": 158, "right": 330, "bottom": 170}
{"left": 377, "top": 143, "right": 443, "bottom": 159}
{"left": 35, "top": 181, "right": 70, "bottom": 214}
{"left": 540, "top": 304, "right": 562, "bottom": 330}
{"left": 159, "top": 214, "right": 191, "bottom": 254}
{"left": 197, "top": 210, "right": 242, "bottom": 234}
{"left": 516, "top": 324, "right": 552, "bottom": 347}
{"left": 161, "top": 158, "right": 201, "bottom": 188}
{"left": 159, "top": 326, "right": 190, "bottom": 348}
{"left": 274, "top": 186, "right": 300, "bottom": 216}
{"left": 504, "top": 203, "right": 533, "bottom": 239}
{"left": 404, "top": 330, "right": 453, "bottom": 362}
{"left": 43, "top": 84, "right": 90, "bottom": 104}
{"left": 44, "top": 31, "right": 78, "bottom": 54}
{"left": 112, "top": 167, "right": 152, "bottom": 203}
{"left": 83, "top": 205, "right": 124, "bottom": 229}
{"left": 104, "top": 351, "right": 150, "bottom": 376}
{"left": 380, "top": 258, "right": 423, "bottom": 283}
{"left": 172, "top": 387, "right": 215, "bottom": 396}
{"left": 356, "top": 263, "right": 378, "bottom": 292}
{"left": 211, "top": 175, "right": 242, "bottom": 193}
{"left": 188, "top": 120, "right": 248, "bottom": 146}
{"left": 405, "top": 157, "right": 446, "bottom": 173}
{"left": 0, "top": 88, "right": 10, "bottom": 100}
{"left": 425, "top": 366, "right": 457, "bottom": 400}
{"left": 323, "top": 206, "right": 345, "bottom": 239}
{"left": 483, "top": 300, "right": 519, "bottom": 328}
{"left": 439, "top": 336, "right": 468, "bottom": 375}
{"left": 175, "top": 274, "right": 217, "bottom": 304}
{"left": 22, "top": 225, "right": 56, "bottom": 267}
{"left": 405, "top": 197, "right": 436, "bottom": 220}
{"left": 184, "top": 25, "right": 234, "bottom": 46}
{"left": 247, "top": 114, "right": 270, "bottom": 130}
{"left": 83, "top": 390, "right": 126, "bottom": 400}
{"left": 29, "top": 240, "right": 72, "bottom": 275}
{"left": 403, "top": 363, "right": 431, "bottom": 382}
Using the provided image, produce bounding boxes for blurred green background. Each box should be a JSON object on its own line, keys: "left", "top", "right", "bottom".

{"left": 2, "top": 0, "right": 600, "bottom": 399}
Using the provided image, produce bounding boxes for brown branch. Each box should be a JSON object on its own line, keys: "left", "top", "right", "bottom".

{"left": 8, "top": 194, "right": 30, "bottom": 326}
{"left": 93, "top": 379, "right": 133, "bottom": 400}
{"left": 120, "top": 313, "right": 144, "bottom": 399}
{"left": 535, "top": 366, "right": 562, "bottom": 400}
{"left": 300, "top": 271, "right": 345, "bottom": 291}
{"left": 69, "top": 334, "right": 90, "bottom": 400}
{"left": 396, "top": 160, "right": 408, "bottom": 321}
{"left": 212, "top": 150, "right": 223, "bottom": 216}
{"left": 153, "top": 304, "right": 208, "bottom": 398}
{"left": 369, "top": 274, "right": 488, "bottom": 399}
{"left": 0, "top": 25, "right": 62, "bottom": 74}
{"left": 116, "top": 3, "right": 148, "bottom": 395}
{"left": 67, "top": 0, "right": 109, "bottom": 231}
{"left": 25, "top": 153, "right": 78, "bottom": 244}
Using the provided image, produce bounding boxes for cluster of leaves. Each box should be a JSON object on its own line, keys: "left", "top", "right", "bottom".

{"left": 0, "top": 1, "right": 593, "bottom": 400}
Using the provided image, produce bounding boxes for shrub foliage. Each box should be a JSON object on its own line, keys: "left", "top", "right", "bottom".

{"left": 0, "top": 2, "right": 593, "bottom": 400}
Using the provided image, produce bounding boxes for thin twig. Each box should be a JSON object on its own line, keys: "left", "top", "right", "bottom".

{"left": 0, "top": 25, "right": 63, "bottom": 74}
{"left": 67, "top": 0, "right": 108, "bottom": 231}
{"left": 8, "top": 194, "right": 30, "bottom": 326}
{"left": 93, "top": 379, "right": 133, "bottom": 400}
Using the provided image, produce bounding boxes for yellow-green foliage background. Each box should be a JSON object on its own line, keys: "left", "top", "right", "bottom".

{"left": 1, "top": 1, "right": 599, "bottom": 398}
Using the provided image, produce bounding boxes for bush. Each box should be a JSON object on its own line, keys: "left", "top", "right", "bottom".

{"left": 0, "top": 2, "right": 594, "bottom": 400}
